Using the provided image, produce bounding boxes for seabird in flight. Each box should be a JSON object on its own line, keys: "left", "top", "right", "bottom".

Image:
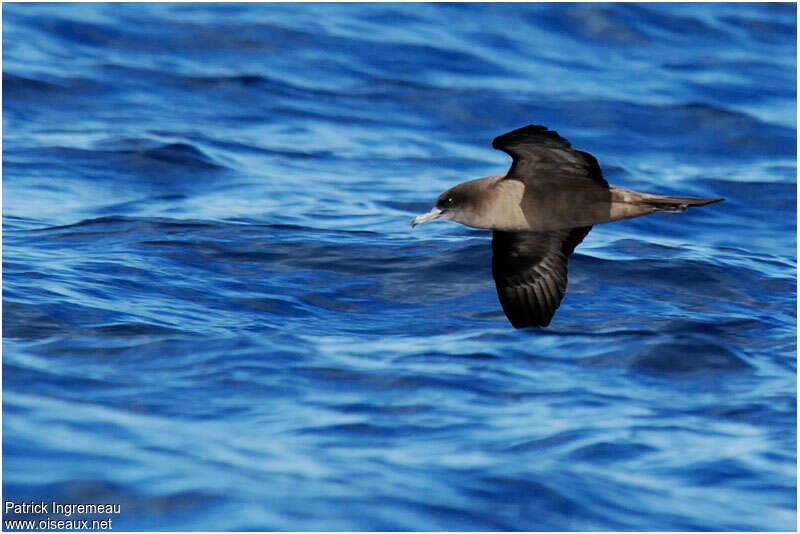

{"left": 411, "top": 124, "right": 723, "bottom": 328}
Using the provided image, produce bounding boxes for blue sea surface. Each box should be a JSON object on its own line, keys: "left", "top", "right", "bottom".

{"left": 3, "top": 2, "right": 796, "bottom": 531}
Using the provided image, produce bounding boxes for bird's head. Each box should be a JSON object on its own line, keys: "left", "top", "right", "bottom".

{"left": 411, "top": 183, "right": 475, "bottom": 228}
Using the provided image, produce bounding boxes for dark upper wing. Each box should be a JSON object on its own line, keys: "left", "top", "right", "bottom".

{"left": 492, "top": 124, "right": 607, "bottom": 187}
{"left": 491, "top": 226, "right": 591, "bottom": 328}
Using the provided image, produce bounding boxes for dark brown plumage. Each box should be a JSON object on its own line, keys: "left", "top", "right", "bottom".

{"left": 412, "top": 125, "right": 724, "bottom": 328}
{"left": 491, "top": 226, "right": 591, "bottom": 327}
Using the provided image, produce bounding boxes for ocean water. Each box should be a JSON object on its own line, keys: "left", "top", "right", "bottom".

{"left": 2, "top": 2, "right": 796, "bottom": 531}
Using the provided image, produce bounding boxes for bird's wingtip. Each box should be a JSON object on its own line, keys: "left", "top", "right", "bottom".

{"left": 492, "top": 124, "right": 570, "bottom": 150}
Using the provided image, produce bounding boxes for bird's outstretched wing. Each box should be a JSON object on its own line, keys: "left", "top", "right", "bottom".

{"left": 492, "top": 124, "right": 607, "bottom": 187}
{"left": 491, "top": 226, "right": 591, "bottom": 327}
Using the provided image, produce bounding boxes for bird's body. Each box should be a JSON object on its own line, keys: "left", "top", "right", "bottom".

{"left": 412, "top": 124, "right": 723, "bottom": 328}
{"left": 437, "top": 175, "right": 691, "bottom": 232}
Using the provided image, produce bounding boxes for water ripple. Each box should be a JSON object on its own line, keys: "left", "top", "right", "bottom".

{"left": 3, "top": 2, "right": 795, "bottom": 531}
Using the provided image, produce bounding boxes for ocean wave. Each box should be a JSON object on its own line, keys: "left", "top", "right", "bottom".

{"left": 3, "top": 2, "right": 795, "bottom": 531}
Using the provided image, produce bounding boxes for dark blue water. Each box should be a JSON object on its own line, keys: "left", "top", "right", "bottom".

{"left": 3, "top": 3, "right": 796, "bottom": 531}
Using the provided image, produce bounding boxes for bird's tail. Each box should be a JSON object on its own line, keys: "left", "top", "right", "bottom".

{"left": 641, "top": 194, "right": 725, "bottom": 213}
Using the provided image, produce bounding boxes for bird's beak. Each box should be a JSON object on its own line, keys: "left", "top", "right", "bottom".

{"left": 411, "top": 207, "right": 443, "bottom": 228}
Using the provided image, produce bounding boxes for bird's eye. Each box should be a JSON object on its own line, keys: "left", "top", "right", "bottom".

{"left": 438, "top": 196, "right": 455, "bottom": 209}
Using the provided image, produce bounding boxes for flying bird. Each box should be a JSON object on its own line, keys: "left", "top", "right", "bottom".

{"left": 411, "top": 124, "right": 723, "bottom": 328}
